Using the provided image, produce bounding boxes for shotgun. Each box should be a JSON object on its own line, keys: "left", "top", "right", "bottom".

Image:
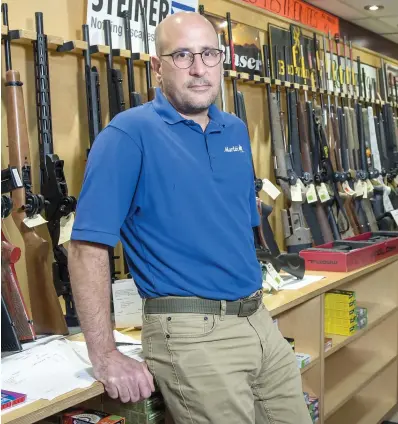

{"left": 33, "top": 11, "right": 77, "bottom": 329}
{"left": 2, "top": 5, "right": 68, "bottom": 335}
{"left": 121, "top": 10, "right": 142, "bottom": 107}
{"left": 104, "top": 19, "right": 125, "bottom": 119}
{"left": 1, "top": 166, "right": 36, "bottom": 342}
{"left": 83, "top": 24, "right": 102, "bottom": 156}
{"left": 142, "top": 5, "right": 156, "bottom": 101}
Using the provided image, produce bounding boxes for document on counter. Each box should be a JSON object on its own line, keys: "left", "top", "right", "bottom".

{"left": 111, "top": 279, "right": 143, "bottom": 329}
{"left": 1, "top": 339, "right": 96, "bottom": 403}
{"left": 280, "top": 274, "right": 325, "bottom": 290}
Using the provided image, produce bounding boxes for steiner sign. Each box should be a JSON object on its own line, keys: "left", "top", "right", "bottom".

{"left": 87, "top": 0, "right": 198, "bottom": 55}
{"left": 241, "top": 0, "right": 339, "bottom": 35}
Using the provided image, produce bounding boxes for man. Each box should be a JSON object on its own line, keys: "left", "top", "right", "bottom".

{"left": 68, "top": 11, "right": 312, "bottom": 424}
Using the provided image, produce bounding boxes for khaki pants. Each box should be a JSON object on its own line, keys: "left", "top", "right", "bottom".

{"left": 142, "top": 301, "right": 312, "bottom": 424}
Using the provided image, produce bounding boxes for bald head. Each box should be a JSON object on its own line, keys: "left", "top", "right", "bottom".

{"left": 154, "top": 12, "right": 218, "bottom": 57}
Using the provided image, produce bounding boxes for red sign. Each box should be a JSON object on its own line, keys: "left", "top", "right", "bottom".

{"left": 242, "top": 0, "right": 339, "bottom": 35}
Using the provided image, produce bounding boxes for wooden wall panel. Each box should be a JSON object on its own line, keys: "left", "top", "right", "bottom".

{"left": 1, "top": 0, "right": 397, "bottom": 315}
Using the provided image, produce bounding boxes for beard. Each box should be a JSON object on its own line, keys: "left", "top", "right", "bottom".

{"left": 163, "top": 78, "right": 220, "bottom": 115}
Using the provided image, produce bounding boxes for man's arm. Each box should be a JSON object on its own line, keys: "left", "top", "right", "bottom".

{"left": 68, "top": 240, "right": 154, "bottom": 403}
{"left": 68, "top": 124, "right": 154, "bottom": 402}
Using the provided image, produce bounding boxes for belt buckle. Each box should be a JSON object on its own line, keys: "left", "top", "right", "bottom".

{"left": 238, "top": 297, "right": 260, "bottom": 317}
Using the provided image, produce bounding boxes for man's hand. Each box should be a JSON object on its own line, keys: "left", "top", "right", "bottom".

{"left": 92, "top": 350, "right": 155, "bottom": 403}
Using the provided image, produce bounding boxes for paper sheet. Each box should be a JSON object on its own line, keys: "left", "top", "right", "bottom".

{"left": 1, "top": 340, "right": 96, "bottom": 402}
{"left": 111, "top": 279, "right": 143, "bottom": 328}
{"left": 279, "top": 274, "right": 325, "bottom": 290}
{"left": 113, "top": 330, "right": 141, "bottom": 345}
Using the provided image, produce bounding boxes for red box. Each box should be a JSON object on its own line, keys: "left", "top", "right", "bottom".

{"left": 300, "top": 232, "right": 398, "bottom": 272}
{"left": 62, "top": 409, "right": 125, "bottom": 424}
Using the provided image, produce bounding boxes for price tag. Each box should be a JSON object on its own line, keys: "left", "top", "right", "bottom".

{"left": 342, "top": 181, "right": 356, "bottom": 196}
{"left": 354, "top": 180, "right": 363, "bottom": 197}
{"left": 58, "top": 213, "right": 75, "bottom": 245}
{"left": 383, "top": 189, "right": 394, "bottom": 213}
{"left": 23, "top": 214, "right": 48, "bottom": 228}
{"left": 11, "top": 168, "right": 23, "bottom": 188}
{"left": 316, "top": 183, "right": 330, "bottom": 203}
{"left": 306, "top": 184, "right": 318, "bottom": 204}
{"left": 262, "top": 178, "right": 281, "bottom": 200}
{"left": 291, "top": 182, "right": 302, "bottom": 202}
{"left": 264, "top": 263, "right": 283, "bottom": 291}
{"left": 391, "top": 210, "right": 398, "bottom": 227}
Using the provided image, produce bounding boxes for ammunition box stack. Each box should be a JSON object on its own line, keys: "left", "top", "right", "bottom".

{"left": 102, "top": 392, "right": 165, "bottom": 424}
{"left": 325, "top": 290, "right": 357, "bottom": 336}
{"left": 356, "top": 306, "right": 368, "bottom": 330}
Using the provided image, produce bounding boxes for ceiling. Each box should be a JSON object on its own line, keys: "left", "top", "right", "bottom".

{"left": 305, "top": 0, "right": 398, "bottom": 43}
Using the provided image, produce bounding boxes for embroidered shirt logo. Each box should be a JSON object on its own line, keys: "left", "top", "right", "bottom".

{"left": 224, "top": 145, "right": 245, "bottom": 153}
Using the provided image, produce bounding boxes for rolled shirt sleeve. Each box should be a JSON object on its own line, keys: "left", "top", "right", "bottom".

{"left": 71, "top": 125, "right": 142, "bottom": 247}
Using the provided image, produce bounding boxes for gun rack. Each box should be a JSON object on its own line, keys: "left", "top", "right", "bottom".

{"left": 2, "top": 26, "right": 397, "bottom": 106}
{"left": 1, "top": 25, "right": 150, "bottom": 64}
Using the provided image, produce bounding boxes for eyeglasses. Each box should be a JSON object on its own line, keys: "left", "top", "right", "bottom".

{"left": 161, "top": 48, "right": 225, "bottom": 69}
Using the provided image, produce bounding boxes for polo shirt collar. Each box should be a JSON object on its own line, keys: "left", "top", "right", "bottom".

{"left": 152, "top": 87, "right": 226, "bottom": 128}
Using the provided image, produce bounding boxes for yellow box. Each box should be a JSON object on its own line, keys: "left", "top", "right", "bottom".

{"left": 325, "top": 300, "right": 356, "bottom": 311}
{"left": 325, "top": 308, "right": 357, "bottom": 319}
{"left": 325, "top": 323, "right": 357, "bottom": 336}
{"left": 325, "top": 315, "right": 357, "bottom": 327}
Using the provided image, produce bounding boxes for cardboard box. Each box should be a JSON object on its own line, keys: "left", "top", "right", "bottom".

{"left": 324, "top": 337, "right": 333, "bottom": 352}
{"left": 62, "top": 409, "right": 125, "bottom": 424}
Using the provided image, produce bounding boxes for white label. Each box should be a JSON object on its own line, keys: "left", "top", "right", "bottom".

{"left": 383, "top": 190, "right": 394, "bottom": 213}
{"left": 86, "top": 0, "right": 198, "bottom": 54}
{"left": 111, "top": 279, "right": 142, "bottom": 329}
{"left": 11, "top": 168, "right": 23, "bottom": 188}
{"left": 291, "top": 182, "right": 302, "bottom": 202}
{"left": 262, "top": 178, "right": 281, "bottom": 200}
{"left": 342, "top": 181, "right": 356, "bottom": 196}
{"left": 354, "top": 180, "right": 363, "bottom": 197}
{"left": 58, "top": 213, "right": 75, "bottom": 245}
{"left": 306, "top": 184, "right": 318, "bottom": 204}
{"left": 23, "top": 214, "right": 48, "bottom": 228}
{"left": 265, "top": 263, "right": 283, "bottom": 291}
{"left": 391, "top": 210, "right": 398, "bottom": 227}
{"left": 316, "top": 183, "right": 330, "bottom": 203}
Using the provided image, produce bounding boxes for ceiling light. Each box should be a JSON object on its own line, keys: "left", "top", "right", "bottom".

{"left": 364, "top": 5, "right": 384, "bottom": 11}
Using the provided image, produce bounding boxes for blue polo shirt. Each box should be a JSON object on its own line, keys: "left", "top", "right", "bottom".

{"left": 71, "top": 88, "right": 262, "bottom": 300}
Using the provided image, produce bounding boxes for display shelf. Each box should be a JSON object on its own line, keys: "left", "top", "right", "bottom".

{"left": 276, "top": 295, "right": 322, "bottom": 364}
{"left": 325, "top": 303, "right": 398, "bottom": 358}
{"left": 325, "top": 359, "right": 397, "bottom": 424}
{"left": 325, "top": 349, "right": 397, "bottom": 418}
{"left": 246, "top": 74, "right": 261, "bottom": 84}
{"left": 8, "top": 29, "right": 63, "bottom": 47}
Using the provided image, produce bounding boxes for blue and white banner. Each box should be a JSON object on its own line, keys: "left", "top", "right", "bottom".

{"left": 87, "top": 0, "right": 198, "bottom": 55}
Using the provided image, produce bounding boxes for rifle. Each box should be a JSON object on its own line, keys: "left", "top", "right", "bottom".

{"left": 33, "top": 11, "right": 77, "bottom": 329}
{"left": 83, "top": 24, "right": 102, "bottom": 156}
{"left": 142, "top": 6, "right": 156, "bottom": 101}
{"left": 297, "top": 90, "right": 334, "bottom": 243}
{"left": 263, "top": 44, "right": 312, "bottom": 253}
{"left": 2, "top": 5, "right": 68, "bottom": 336}
{"left": 236, "top": 91, "right": 304, "bottom": 279}
{"left": 103, "top": 19, "right": 125, "bottom": 119}
{"left": 1, "top": 166, "right": 36, "bottom": 343}
{"left": 120, "top": 11, "right": 142, "bottom": 107}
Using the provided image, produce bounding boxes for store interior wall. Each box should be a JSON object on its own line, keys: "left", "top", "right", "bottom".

{"left": 1, "top": 0, "right": 398, "bottom": 315}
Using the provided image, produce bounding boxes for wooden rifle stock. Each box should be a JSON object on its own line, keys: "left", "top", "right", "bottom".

{"left": 4, "top": 36, "right": 68, "bottom": 335}
{"left": 297, "top": 100, "right": 334, "bottom": 243}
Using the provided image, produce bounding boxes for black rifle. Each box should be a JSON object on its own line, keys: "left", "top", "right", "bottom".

{"left": 33, "top": 12, "right": 77, "bottom": 326}
{"left": 121, "top": 11, "right": 142, "bottom": 107}
{"left": 104, "top": 20, "right": 125, "bottom": 119}
{"left": 83, "top": 24, "right": 102, "bottom": 156}
{"left": 142, "top": 6, "right": 156, "bottom": 101}
{"left": 236, "top": 89, "right": 304, "bottom": 279}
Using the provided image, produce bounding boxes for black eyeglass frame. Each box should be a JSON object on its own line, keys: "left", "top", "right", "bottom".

{"left": 160, "top": 48, "right": 225, "bottom": 69}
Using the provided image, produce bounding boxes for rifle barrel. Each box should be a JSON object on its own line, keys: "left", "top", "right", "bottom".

{"left": 2, "top": 3, "right": 12, "bottom": 71}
